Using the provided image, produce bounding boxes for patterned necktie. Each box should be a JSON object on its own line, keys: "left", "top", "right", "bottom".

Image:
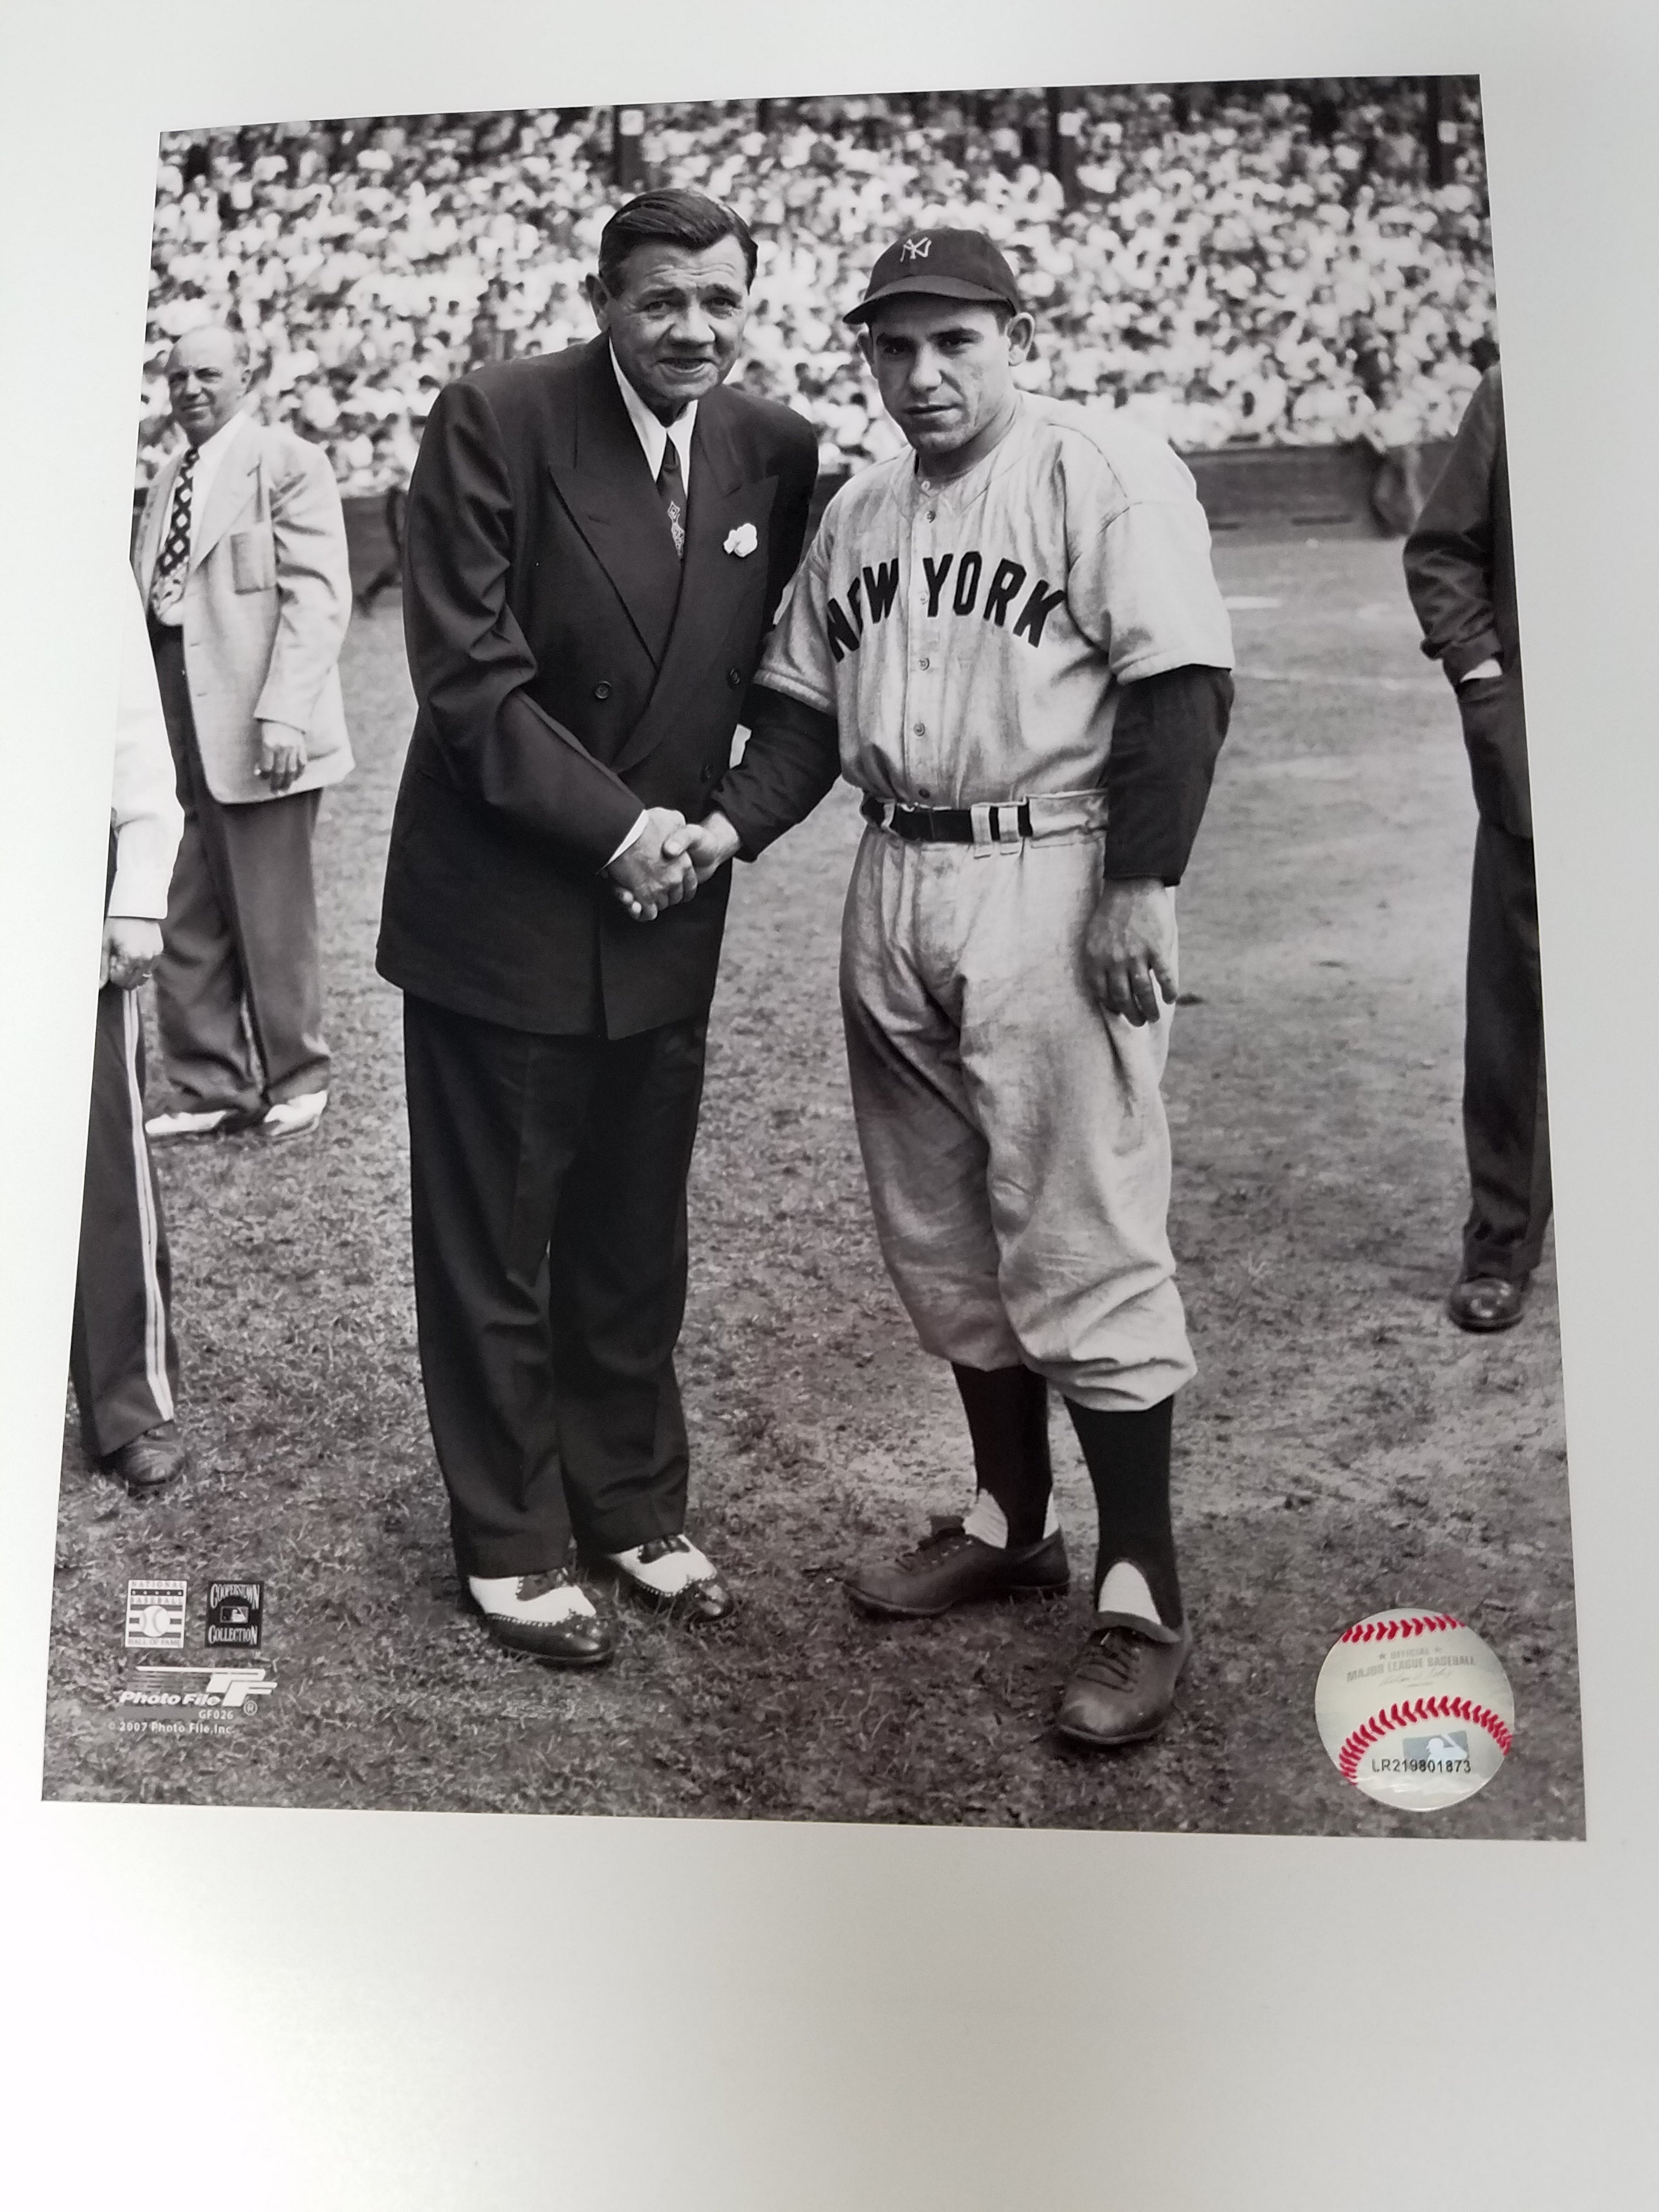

{"left": 150, "top": 444, "right": 200, "bottom": 617}
{"left": 657, "top": 437, "right": 686, "bottom": 561}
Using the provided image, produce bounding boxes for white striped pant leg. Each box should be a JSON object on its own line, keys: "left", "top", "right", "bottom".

{"left": 838, "top": 831, "right": 1025, "bottom": 1371}
{"left": 69, "top": 984, "right": 179, "bottom": 1457}
{"left": 951, "top": 835, "right": 1195, "bottom": 1412}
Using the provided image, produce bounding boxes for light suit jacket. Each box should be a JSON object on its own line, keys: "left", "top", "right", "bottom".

{"left": 133, "top": 416, "right": 354, "bottom": 805}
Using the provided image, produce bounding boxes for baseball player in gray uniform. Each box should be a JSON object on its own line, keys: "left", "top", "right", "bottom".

{"left": 669, "top": 228, "right": 1234, "bottom": 1745}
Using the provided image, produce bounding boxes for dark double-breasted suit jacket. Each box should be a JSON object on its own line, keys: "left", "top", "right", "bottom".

{"left": 377, "top": 335, "right": 819, "bottom": 1034}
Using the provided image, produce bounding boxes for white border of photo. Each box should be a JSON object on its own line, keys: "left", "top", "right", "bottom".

{"left": 2, "top": 6, "right": 1655, "bottom": 2207}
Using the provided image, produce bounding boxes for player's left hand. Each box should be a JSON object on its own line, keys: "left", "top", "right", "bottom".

{"left": 100, "top": 916, "right": 164, "bottom": 991}
{"left": 1084, "top": 877, "right": 1178, "bottom": 1026}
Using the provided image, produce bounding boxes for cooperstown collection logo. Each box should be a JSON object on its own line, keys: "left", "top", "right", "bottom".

{"left": 117, "top": 1666, "right": 276, "bottom": 1711}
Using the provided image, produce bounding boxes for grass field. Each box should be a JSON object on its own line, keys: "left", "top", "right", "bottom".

{"left": 43, "top": 533, "right": 1583, "bottom": 1837}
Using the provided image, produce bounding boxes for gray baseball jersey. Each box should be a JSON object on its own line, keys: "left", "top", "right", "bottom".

{"left": 744, "top": 393, "right": 1234, "bottom": 1412}
{"left": 755, "top": 394, "right": 1234, "bottom": 806}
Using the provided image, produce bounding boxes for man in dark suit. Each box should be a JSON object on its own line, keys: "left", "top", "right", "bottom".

{"left": 1404, "top": 364, "right": 1549, "bottom": 1331}
{"left": 378, "top": 191, "right": 817, "bottom": 1665}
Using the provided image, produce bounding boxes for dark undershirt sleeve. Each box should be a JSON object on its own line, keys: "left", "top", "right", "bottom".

{"left": 711, "top": 684, "right": 842, "bottom": 860}
{"left": 1102, "top": 664, "right": 1234, "bottom": 884}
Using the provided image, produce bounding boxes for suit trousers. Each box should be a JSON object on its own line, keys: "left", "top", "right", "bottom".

{"left": 71, "top": 981, "right": 179, "bottom": 1458}
{"left": 402, "top": 993, "right": 709, "bottom": 1577}
{"left": 1463, "top": 819, "right": 1552, "bottom": 1281}
{"left": 148, "top": 622, "right": 329, "bottom": 1114}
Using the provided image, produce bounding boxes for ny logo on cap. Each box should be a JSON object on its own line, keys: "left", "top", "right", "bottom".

{"left": 899, "top": 236, "right": 932, "bottom": 260}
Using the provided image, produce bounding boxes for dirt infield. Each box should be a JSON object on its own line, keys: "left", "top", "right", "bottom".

{"left": 44, "top": 534, "right": 1582, "bottom": 1837}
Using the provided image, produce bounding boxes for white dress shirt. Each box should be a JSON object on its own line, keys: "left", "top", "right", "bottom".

{"left": 149, "top": 409, "right": 252, "bottom": 629}
{"left": 604, "top": 349, "right": 699, "bottom": 866}
{"left": 110, "top": 571, "right": 185, "bottom": 920}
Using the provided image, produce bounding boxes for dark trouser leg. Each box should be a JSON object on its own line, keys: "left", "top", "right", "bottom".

{"left": 69, "top": 985, "right": 180, "bottom": 1458}
{"left": 1462, "top": 822, "right": 1551, "bottom": 1282}
{"left": 150, "top": 625, "right": 263, "bottom": 1114}
{"left": 403, "top": 996, "right": 590, "bottom": 1578}
{"left": 952, "top": 1363, "right": 1052, "bottom": 1547}
{"left": 549, "top": 1017, "right": 709, "bottom": 1555}
{"left": 212, "top": 789, "right": 328, "bottom": 1103}
{"left": 1063, "top": 1396, "right": 1182, "bottom": 1626}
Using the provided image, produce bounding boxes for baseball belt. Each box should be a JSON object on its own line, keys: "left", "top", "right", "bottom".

{"left": 859, "top": 789, "right": 1110, "bottom": 850}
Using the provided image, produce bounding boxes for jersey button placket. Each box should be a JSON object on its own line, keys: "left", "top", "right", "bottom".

{"left": 913, "top": 484, "right": 946, "bottom": 806}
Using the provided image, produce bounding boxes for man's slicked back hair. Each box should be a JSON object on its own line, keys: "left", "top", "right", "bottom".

{"left": 596, "top": 189, "right": 759, "bottom": 295}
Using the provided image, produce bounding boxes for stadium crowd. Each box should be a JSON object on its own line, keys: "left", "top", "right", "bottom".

{"left": 140, "top": 83, "right": 1496, "bottom": 494}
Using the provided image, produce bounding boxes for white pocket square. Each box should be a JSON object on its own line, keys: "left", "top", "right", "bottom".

{"left": 724, "top": 523, "right": 759, "bottom": 558}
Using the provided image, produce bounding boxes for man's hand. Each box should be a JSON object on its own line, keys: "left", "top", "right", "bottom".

{"left": 606, "top": 807, "right": 698, "bottom": 921}
{"left": 662, "top": 810, "right": 742, "bottom": 885}
{"left": 257, "top": 720, "right": 309, "bottom": 795}
{"left": 1084, "top": 877, "right": 1178, "bottom": 1027}
{"left": 100, "top": 917, "right": 163, "bottom": 992}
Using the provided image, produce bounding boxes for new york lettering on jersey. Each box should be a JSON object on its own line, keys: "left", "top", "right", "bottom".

{"left": 825, "top": 552, "right": 1069, "bottom": 660}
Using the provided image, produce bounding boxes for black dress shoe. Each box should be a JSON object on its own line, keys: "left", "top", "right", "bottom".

{"left": 1054, "top": 1612, "right": 1192, "bottom": 1748}
{"left": 103, "top": 1421, "right": 189, "bottom": 1494}
{"left": 465, "top": 1569, "right": 616, "bottom": 1667}
{"left": 601, "top": 1536, "right": 734, "bottom": 1623}
{"left": 847, "top": 1517, "right": 1069, "bottom": 1620}
{"left": 1447, "top": 1274, "right": 1529, "bottom": 1333}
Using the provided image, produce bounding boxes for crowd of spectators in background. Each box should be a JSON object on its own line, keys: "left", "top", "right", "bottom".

{"left": 141, "top": 82, "right": 1497, "bottom": 497}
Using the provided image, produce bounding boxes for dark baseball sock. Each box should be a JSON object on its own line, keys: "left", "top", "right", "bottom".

{"left": 952, "top": 1362, "right": 1053, "bottom": 1549}
{"left": 1063, "top": 1395, "right": 1183, "bottom": 1627}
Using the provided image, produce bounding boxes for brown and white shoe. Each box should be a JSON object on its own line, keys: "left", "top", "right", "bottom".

{"left": 846, "top": 1516, "right": 1070, "bottom": 1620}
{"left": 1054, "top": 1612, "right": 1192, "bottom": 1748}
{"left": 603, "top": 1536, "right": 733, "bottom": 1622}
{"left": 466, "top": 1568, "right": 615, "bottom": 1667}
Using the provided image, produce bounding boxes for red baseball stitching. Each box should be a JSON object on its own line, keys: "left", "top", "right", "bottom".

{"left": 1336, "top": 1695, "right": 1513, "bottom": 1784}
{"left": 1338, "top": 1613, "right": 1464, "bottom": 1644}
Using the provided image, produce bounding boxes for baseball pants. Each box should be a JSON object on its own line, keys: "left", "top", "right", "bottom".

{"left": 1463, "top": 820, "right": 1551, "bottom": 1281}
{"left": 148, "top": 622, "right": 330, "bottom": 1115}
{"left": 839, "top": 825, "right": 1195, "bottom": 1413}
{"left": 70, "top": 980, "right": 179, "bottom": 1458}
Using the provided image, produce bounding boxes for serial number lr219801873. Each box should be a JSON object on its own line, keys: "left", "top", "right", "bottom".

{"left": 1370, "top": 1756, "right": 1473, "bottom": 1775}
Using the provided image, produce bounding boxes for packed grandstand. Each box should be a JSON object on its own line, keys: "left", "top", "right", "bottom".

{"left": 142, "top": 82, "right": 1496, "bottom": 495}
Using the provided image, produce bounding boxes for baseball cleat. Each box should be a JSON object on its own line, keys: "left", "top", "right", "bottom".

{"left": 1054, "top": 1611, "right": 1192, "bottom": 1748}
{"left": 845, "top": 1517, "right": 1069, "bottom": 1619}
{"left": 101, "top": 1420, "right": 190, "bottom": 1495}
{"left": 1447, "top": 1273, "right": 1528, "bottom": 1333}
{"left": 465, "top": 1568, "right": 615, "bottom": 1666}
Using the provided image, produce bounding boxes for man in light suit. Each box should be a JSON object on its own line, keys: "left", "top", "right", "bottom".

{"left": 378, "top": 190, "right": 817, "bottom": 1666}
{"left": 133, "top": 324, "right": 353, "bottom": 1144}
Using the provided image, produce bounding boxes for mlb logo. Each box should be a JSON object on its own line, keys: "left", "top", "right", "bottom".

{"left": 899, "top": 235, "right": 932, "bottom": 261}
{"left": 1403, "top": 1729, "right": 1469, "bottom": 1769}
{"left": 206, "top": 1581, "right": 264, "bottom": 1649}
{"left": 125, "top": 1579, "right": 187, "bottom": 1650}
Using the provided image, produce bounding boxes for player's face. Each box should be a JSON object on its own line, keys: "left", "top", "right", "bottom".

{"left": 586, "top": 239, "right": 752, "bottom": 422}
{"left": 165, "top": 329, "right": 250, "bottom": 447}
{"left": 862, "top": 298, "right": 1035, "bottom": 477}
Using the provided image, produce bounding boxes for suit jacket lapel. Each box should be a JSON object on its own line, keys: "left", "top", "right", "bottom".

{"left": 192, "top": 421, "right": 259, "bottom": 571}
{"left": 546, "top": 340, "right": 682, "bottom": 666}
{"left": 134, "top": 458, "right": 176, "bottom": 597}
{"left": 612, "top": 392, "right": 778, "bottom": 778}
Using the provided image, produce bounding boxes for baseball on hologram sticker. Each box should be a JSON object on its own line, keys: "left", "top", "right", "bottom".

{"left": 1315, "top": 1608, "right": 1515, "bottom": 1810}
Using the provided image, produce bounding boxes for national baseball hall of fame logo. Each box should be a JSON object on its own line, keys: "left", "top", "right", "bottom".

{"left": 124, "top": 1579, "right": 187, "bottom": 1650}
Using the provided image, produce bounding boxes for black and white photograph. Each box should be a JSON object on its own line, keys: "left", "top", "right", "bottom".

{"left": 41, "top": 75, "right": 1582, "bottom": 1837}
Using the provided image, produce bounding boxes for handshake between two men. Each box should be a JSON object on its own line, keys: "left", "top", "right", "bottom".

{"left": 606, "top": 805, "right": 741, "bottom": 922}
{"left": 603, "top": 800, "right": 1185, "bottom": 1032}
